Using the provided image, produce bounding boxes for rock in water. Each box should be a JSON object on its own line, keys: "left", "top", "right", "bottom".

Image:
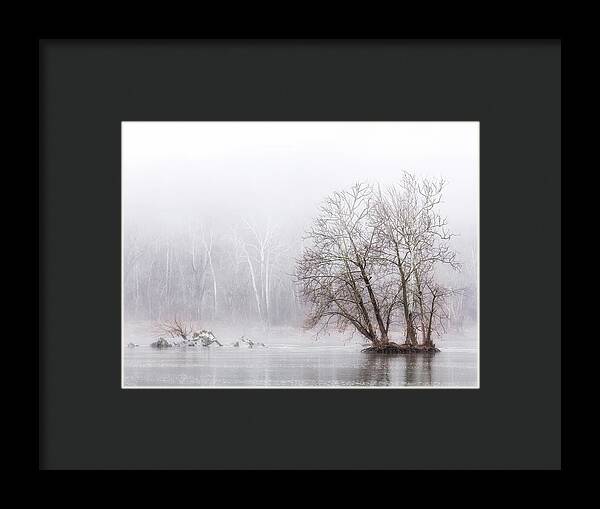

{"left": 191, "top": 329, "right": 221, "bottom": 346}
{"left": 150, "top": 337, "right": 172, "bottom": 349}
{"left": 239, "top": 336, "right": 267, "bottom": 348}
{"left": 193, "top": 329, "right": 216, "bottom": 341}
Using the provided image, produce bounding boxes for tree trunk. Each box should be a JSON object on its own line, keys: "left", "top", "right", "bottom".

{"left": 264, "top": 250, "right": 270, "bottom": 324}
{"left": 348, "top": 234, "right": 388, "bottom": 343}
{"left": 414, "top": 272, "right": 428, "bottom": 344}
{"left": 398, "top": 265, "right": 418, "bottom": 345}
{"left": 405, "top": 311, "right": 417, "bottom": 345}
{"left": 359, "top": 266, "right": 388, "bottom": 342}
{"left": 210, "top": 262, "right": 217, "bottom": 318}
{"left": 245, "top": 250, "right": 262, "bottom": 319}
{"left": 342, "top": 258, "right": 376, "bottom": 341}
{"left": 424, "top": 294, "right": 437, "bottom": 346}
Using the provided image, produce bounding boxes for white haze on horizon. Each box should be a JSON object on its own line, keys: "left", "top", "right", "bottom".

{"left": 123, "top": 122, "right": 478, "bottom": 240}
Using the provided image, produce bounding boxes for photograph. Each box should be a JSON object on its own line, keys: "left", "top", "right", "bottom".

{"left": 122, "top": 121, "right": 479, "bottom": 388}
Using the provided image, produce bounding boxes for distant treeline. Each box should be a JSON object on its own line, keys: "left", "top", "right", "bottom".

{"left": 124, "top": 189, "right": 476, "bottom": 333}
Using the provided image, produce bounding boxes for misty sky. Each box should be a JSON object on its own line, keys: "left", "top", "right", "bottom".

{"left": 122, "top": 122, "right": 479, "bottom": 243}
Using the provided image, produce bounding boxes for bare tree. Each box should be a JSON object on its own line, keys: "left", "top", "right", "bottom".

{"left": 237, "top": 218, "right": 287, "bottom": 326}
{"left": 188, "top": 224, "right": 209, "bottom": 321}
{"left": 123, "top": 228, "right": 146, "bottom": 318}
{"left": 373, "top": 172, "right": 459, "bottom": 345}
{"left": 155, "top": 316, "right": 192, "bottom": 341}
{"left": 412, "top": 275, "right": 462, "bottom": 346}
{"left": 297, "top": 175, "right": 460, "bottom": 351}
{"left": 296, "top": 183, "right": 399, "bottom": 347}
{"left": 200, "top": 227, "right": 218, "bottom": 319}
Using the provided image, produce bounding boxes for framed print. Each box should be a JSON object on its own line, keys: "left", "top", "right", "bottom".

{"left": 39, "top": 39, "right": 561, "bottom": 469}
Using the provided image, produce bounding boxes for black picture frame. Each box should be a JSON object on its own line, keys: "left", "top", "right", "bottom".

{"left": 39, "top": 39, "right": 562, "bottom": 470}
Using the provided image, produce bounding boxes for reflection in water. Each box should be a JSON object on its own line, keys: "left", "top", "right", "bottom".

{"left": 358, "top": 355, "right": 391, "bottom": 386}
{"left": 358, "top": 353, "right": 434, "bottom": 386}
{"left": 404, "top": 353, "right": 434, "bottom": 386}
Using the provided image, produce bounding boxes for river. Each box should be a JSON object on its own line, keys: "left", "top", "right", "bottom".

{"left": 123, "top": 324, "right": 477, "bottom": 388}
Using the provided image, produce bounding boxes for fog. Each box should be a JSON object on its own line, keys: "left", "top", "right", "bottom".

{"left": 122, "top": 122, "right": 478, "bottom": 330}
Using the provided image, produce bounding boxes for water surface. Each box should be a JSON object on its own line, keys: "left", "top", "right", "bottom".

{"left": 123, "top": 338, "right": 477, "bottom": 388}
